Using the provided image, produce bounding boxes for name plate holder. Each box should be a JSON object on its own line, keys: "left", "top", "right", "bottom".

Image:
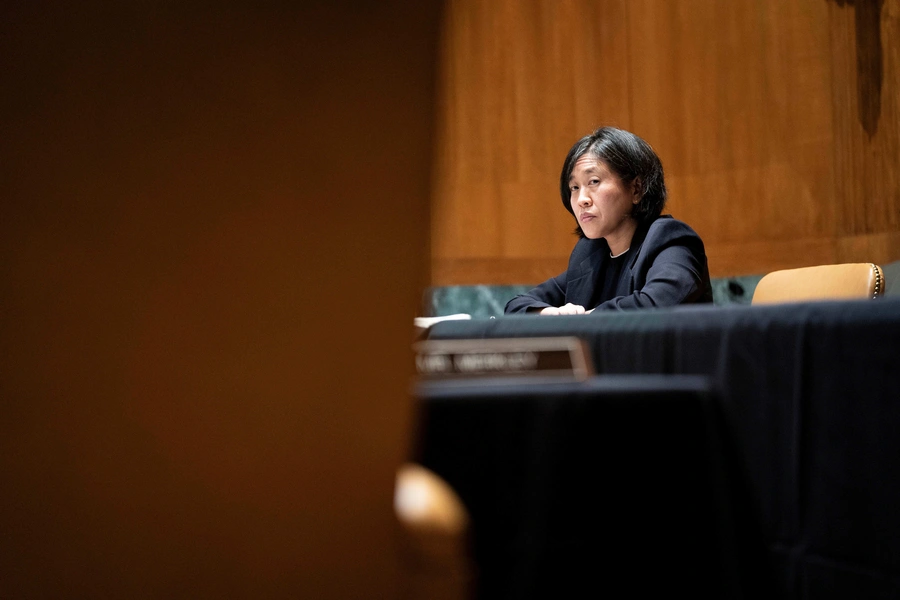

{"left": 414, "top": 337, "right": 593, "bottom": 381}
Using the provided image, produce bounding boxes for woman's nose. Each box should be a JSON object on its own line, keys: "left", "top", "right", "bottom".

{"left": 578, "top": 190, "right": 591, "bottom": 206}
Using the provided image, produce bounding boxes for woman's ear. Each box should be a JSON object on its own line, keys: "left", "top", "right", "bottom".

{"left": 631, "top": 178, "right": 642, "bottom": 204}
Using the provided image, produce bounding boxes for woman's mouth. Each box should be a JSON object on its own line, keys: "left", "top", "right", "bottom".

{"left": 579, "top": 213, "right": 595, "bottom": 222}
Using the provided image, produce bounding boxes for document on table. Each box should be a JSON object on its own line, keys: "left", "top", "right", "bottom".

{"left": 413, "top": 313, "right": 472, "bottom": 329}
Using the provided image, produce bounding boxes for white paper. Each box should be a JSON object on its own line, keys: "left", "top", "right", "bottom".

{"left": 413, "top": 313, "right": 472, "bottom": 328}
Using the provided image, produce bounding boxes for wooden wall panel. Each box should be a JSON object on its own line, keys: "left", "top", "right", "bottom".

{"left": 830, "top": 0, "right": 900, "bottom": 237}
{"left": 432, "top": 0, "right": 900, "bottom": 284}
{"left": 629, "top": 0, "right": 840, "bottom": 274}
{"left": 831, "top": 0, "right": 900, "bottom": 264}
{"left": 432, "top": 0, "right": 631, "bottom": 283}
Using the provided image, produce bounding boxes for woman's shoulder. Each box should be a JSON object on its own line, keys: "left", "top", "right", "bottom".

{"left": 645, "top": 215, "right": 704, "bottom": 242}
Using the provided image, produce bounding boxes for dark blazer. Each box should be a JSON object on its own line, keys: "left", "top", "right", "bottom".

{"left": 505, "top": 215, "right": 713, "bottom": 313}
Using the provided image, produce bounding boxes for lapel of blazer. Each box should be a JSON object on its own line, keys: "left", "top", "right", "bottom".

{"left": 617, "top": 224, "right": 649, "bottom": 296}
{"left": 626, "top": 220, "right": 652, "bottom": 271}
{"left": 566, "top": 217, "right": 660, "bottom": 304}
{"left": 565, "top": 239, "right": 607, "bottom": 306}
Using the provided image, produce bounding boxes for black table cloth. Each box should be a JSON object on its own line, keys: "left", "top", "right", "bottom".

{"left": 415, "top": 375, "right": 776, "bottom": 599}
{"left": 418, "top": 297, "right": 900, "bottom": 599}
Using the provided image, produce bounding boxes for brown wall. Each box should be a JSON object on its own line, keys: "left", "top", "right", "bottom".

{"left": 1, "top": 1, "right": 440, "bottom": 597}
{"left": 432, "top": 0, "right": 900, "bottom": 284}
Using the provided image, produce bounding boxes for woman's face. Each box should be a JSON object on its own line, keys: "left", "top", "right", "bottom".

{"left": 568, "top": 155, "right": 639, "bottom": 246}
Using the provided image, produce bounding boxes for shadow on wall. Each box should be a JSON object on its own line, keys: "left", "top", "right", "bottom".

{"left": 828, "top": 0, "right": 885, "bottom": 136}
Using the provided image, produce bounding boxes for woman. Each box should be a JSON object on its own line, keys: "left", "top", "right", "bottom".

{"left": 505, "top": 127, "right": 712, "bottom": 314}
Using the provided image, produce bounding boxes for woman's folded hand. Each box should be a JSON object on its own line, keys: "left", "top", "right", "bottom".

{"left": 540, "top": 303, "right": 586, "bottom": 315}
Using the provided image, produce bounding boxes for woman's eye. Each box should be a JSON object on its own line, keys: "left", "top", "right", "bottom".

{"left": 590, "top": 179, "right": 600, "bottom": 185}
{"left": 570, "top": 186, "right": 579, "bottom": 192}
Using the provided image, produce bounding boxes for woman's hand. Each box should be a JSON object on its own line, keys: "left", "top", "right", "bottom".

{"left": 540, "top": 303, "right": 587, "bottom": 315}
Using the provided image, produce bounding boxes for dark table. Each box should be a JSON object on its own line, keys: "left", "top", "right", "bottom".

{"left": 417, "top": 298, "right": 900, "bottom": 599}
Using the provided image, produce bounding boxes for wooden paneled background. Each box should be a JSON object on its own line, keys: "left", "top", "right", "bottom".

{"left": 431, "top": 0, "right": 900, "bottom": 284}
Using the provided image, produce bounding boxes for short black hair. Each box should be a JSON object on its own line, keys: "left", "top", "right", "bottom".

{"left": 560, "top": 127, "right": 667, "bottom": 236}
